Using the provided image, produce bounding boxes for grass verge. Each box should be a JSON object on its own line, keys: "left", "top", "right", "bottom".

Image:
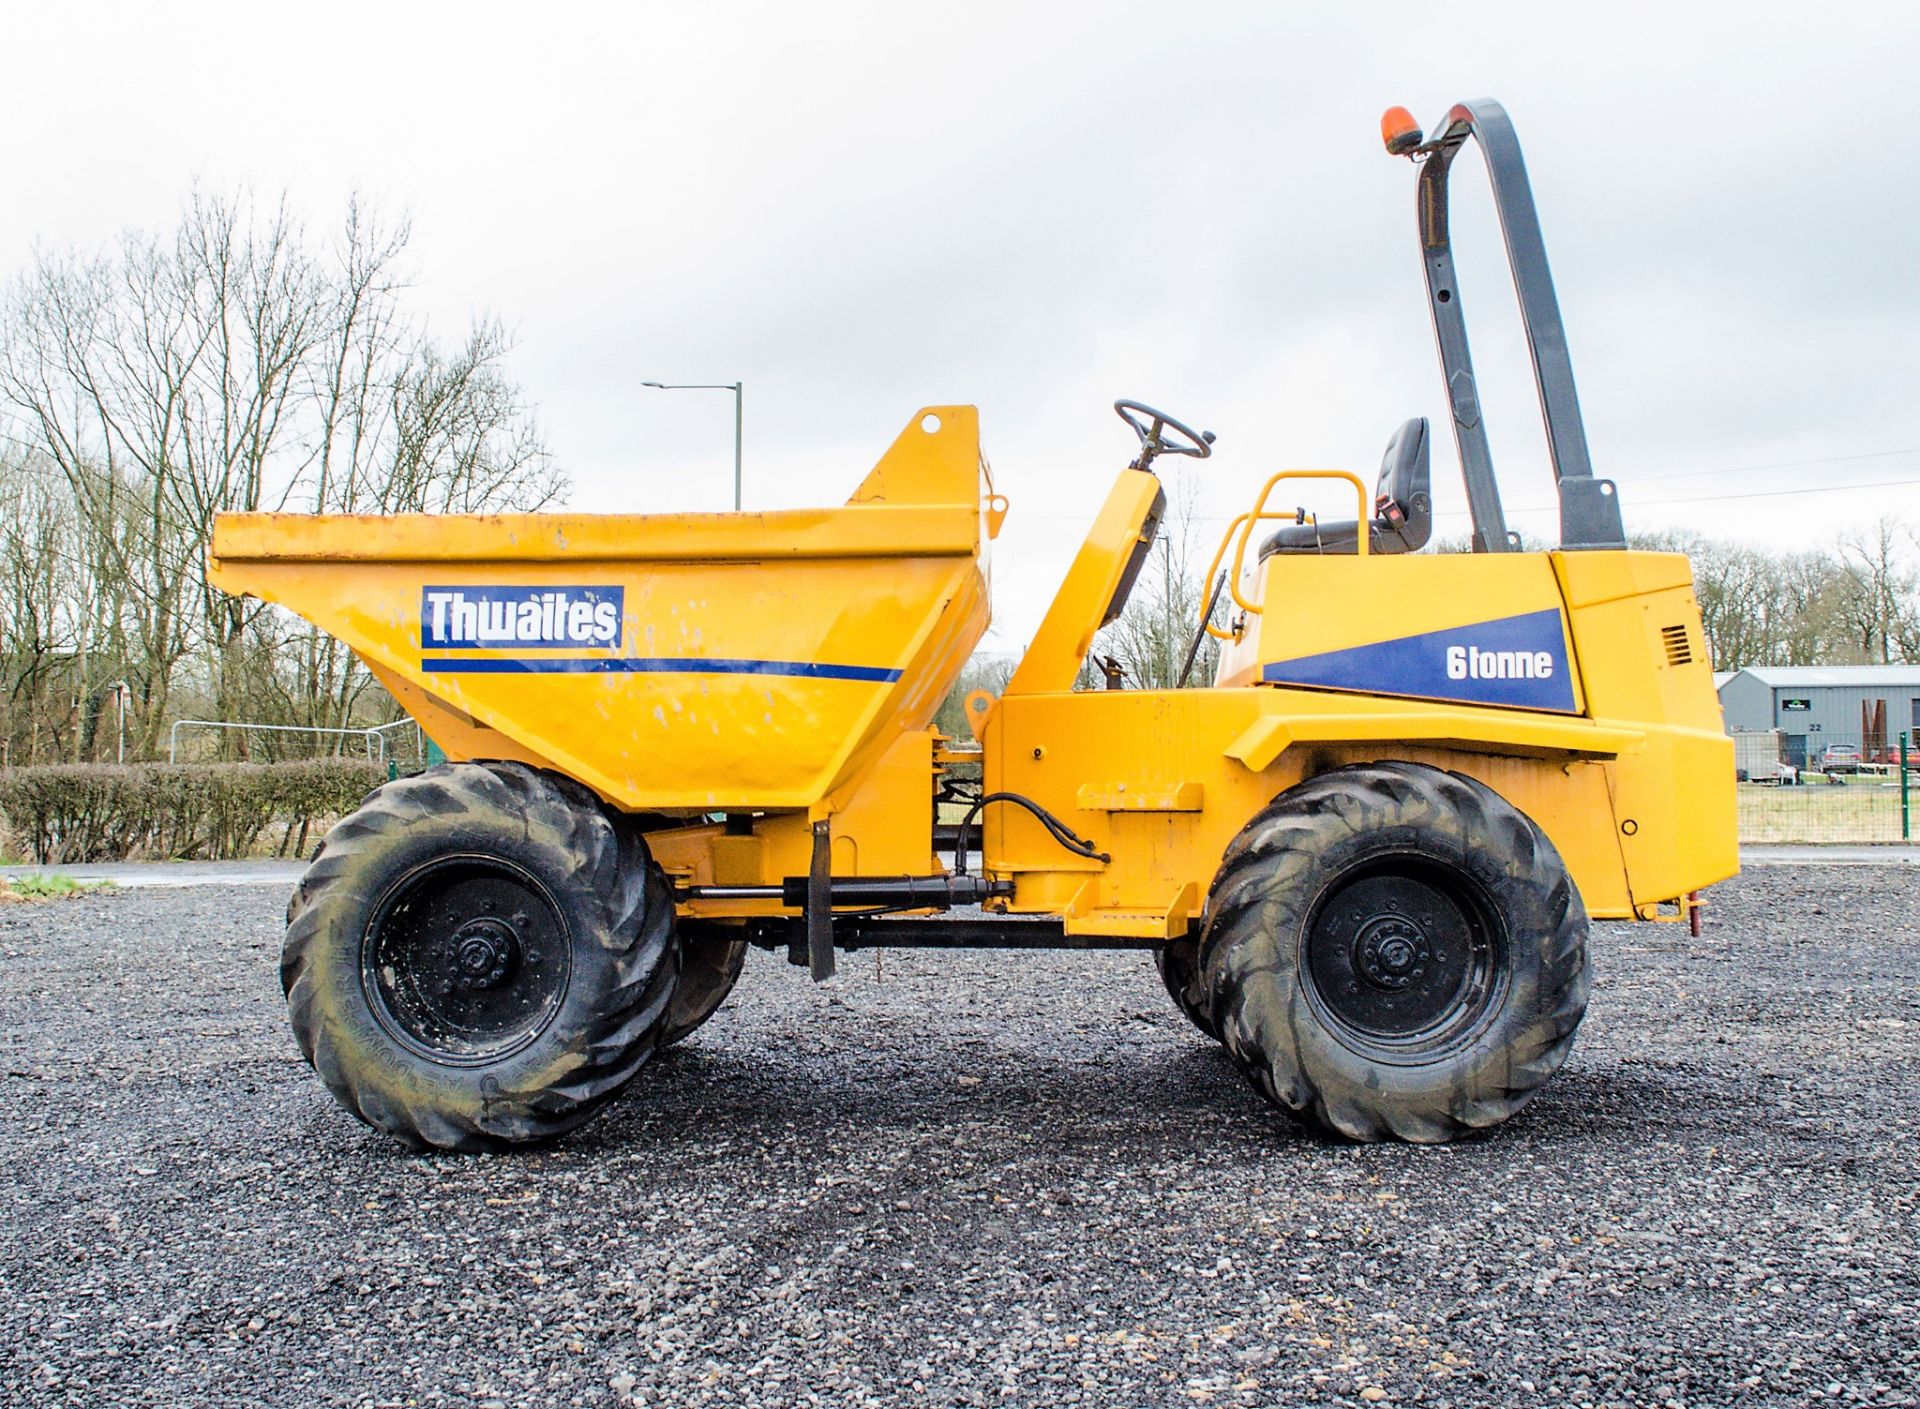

{"left": 0, "top": 874, "right": 117, "bottom": 902}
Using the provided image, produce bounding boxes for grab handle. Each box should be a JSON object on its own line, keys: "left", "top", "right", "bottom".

{"left": 1227, "top": 470, "right": 1372, "bottom": 617}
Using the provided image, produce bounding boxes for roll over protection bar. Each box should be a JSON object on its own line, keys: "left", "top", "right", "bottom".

{"left": 1398, "top": 99, "right": 1627, "bottom": 553}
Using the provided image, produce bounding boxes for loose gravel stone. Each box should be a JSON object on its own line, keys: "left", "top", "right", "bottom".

{"left": 1, "top": 866, "right": 1915, "bottom": 1406}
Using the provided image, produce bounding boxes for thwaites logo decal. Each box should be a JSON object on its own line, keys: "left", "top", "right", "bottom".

{"left": 421, "top": 586, "right": 623, "bottom": 650}
{"left": 1261, "top": 607, "right": 1577, "bottom": 713}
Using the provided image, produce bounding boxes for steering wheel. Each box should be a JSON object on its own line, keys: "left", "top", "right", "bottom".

{"left": 1114, "top": 399, "right": 1215, "bottom": 470}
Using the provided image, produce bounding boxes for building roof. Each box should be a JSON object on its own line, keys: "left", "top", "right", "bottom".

{"left": 1720, "top": 665, "right": 1920, "bottom": 689}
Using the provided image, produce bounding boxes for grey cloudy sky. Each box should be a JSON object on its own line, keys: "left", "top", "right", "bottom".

{"left": 9, "top": 2, "right": 1918, "bottom": 649}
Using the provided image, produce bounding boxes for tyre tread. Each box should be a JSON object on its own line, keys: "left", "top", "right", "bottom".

{"left": 282, "top": 761, "right": 675, "bottom": 1151}
{"left": 1201, "top": 761, "right": 1590, "bottom": 1143}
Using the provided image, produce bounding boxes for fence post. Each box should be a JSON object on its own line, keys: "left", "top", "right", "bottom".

{"left": 1901, "top": 731, "right": 1910, "bottom": 842}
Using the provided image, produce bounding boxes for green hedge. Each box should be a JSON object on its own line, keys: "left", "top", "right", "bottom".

{"left": 0, "top": 760, "right": 387, "bottom": 863}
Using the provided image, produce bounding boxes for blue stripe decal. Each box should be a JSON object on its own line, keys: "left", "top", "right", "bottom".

{"left": 1260, "top": 607, "right": 1577, "bottom": 713}
{"left": 421, "top": 656, "right": 902, "bottom": 683}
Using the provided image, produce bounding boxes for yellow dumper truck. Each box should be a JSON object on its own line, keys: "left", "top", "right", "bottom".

{"left": 210, "top": 101, "right": 1736, "bottom": 1151}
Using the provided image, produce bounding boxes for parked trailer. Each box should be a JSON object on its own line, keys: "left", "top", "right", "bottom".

{"left": 209, "top": 100, "right": 1735, "bottom": 1150}
{"left": 1733, "top": 729, "right": 1794, "bottom": 783}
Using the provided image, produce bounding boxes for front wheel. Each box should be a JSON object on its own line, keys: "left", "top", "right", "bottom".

{"left": 282, "top": 761, "right": 679, "bottom": 1151}
{"left": 1202, "top": 761, "right": 1589, "bottom": 1143}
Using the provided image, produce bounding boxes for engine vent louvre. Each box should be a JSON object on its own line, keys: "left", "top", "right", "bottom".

{"left": 1660, "top": 623, "right": 1693, "bottom": 667}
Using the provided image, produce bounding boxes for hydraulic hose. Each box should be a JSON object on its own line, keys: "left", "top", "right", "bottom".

{"left": 952, "top": 791, "right": 1111, "bottom": 877}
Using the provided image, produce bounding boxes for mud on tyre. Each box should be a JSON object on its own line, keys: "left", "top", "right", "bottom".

{"left": 282, "top": 761, "right": 678, "bottom": 1151}
{"left": 1201, "top": 760, "right": 1590, "bottom": 1143}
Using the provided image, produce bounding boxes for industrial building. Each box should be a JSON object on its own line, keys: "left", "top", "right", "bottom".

{"left": 1717, "top": 665, "right": 1920, "bottom": 767}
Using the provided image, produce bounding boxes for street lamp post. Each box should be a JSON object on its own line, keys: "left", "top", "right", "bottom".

{"left": 641, "top": 380, "right": 744, "bottom": 510}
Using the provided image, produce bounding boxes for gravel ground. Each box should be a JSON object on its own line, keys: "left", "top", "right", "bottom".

{"left": 2, "top": 867, "right": 1916, "bottom": 1409}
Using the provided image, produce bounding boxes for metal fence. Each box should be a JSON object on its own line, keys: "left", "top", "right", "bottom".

{"left": 167, "top": 718, "right": 428, "bottom": 768}
{"left": 1734, "top": 729, "right": 1913, "bottom": 844}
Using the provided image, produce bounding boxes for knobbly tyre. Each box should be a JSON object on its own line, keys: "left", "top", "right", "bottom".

{"left": 209, "top": 100, "right": 1736, "bottom": 1151}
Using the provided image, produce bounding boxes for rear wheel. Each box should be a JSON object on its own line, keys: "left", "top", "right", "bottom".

{"left": 1202, "top": 761, "right": 1589, "bottom": 1143}
{"left": 661, "top": 922, "right": 749, "bottom": 1046}
{"left": 1154, "top": 937, "right": 1219, "bottom": 1041}
{"left": 282, "top": 761, "right": 678, "bottom": 1151}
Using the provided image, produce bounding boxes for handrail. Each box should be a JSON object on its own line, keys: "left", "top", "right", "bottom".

{"left": 1227, "top": 470, "right": 1372, "bottom": 616}
{"left": 1197, "top": 508, "right": 1315, "bottom": 641}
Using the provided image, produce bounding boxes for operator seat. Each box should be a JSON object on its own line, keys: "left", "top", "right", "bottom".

{"left": 1260, "top": 417, "right": 1433, "bottom": 558}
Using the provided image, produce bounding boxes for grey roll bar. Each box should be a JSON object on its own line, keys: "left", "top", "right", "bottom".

{"left": 1405, "top": 99, "right": 1626, "bottom": 552}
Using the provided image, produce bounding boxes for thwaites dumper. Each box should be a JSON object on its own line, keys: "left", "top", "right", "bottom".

{"left": 211, "top": 100, "right": 1736, "bottom": 1150}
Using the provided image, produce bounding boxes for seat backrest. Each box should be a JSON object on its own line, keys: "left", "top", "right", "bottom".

{"left": 1260, "top": 416, "right": 1433, "bottom": 558}
{"left": 1374, "top": 416, "right": 1432, "bottom": 552}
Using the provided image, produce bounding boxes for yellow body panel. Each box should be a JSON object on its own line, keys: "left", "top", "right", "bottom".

{"left": 1003, "top": 469, "right": 1164, "bottom": 697}
{"left": 1217, "top": 552, "right": 1584, "bottom": 713}
{"left": 981, "top": 687, "right": 1644, "bottom": 918}
{"left": 1553, "top": 551, "right": 1736, "bottom": 912}
{"left": 646, "top": 730, "right": 942, "bottom": 915}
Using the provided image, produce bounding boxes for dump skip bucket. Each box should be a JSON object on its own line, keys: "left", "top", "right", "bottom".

{"left": 209, "top": 407, "right": 994, "bottom": 812}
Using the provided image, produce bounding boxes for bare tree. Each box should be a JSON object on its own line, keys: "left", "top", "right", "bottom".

{"left": 0, "top": 187, "right": 562, "bottom": 759}
{"left": 0, "top": 240, "right": 204, "bottom": 754}
{"left": 1834, "top": 517, "right": 1920, "bottom": 665}
{"left": 0, "top": 454, "right": 81, "bottom": 762}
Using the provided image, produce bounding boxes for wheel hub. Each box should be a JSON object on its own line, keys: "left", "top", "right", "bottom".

{"left": 361, "top": 858, "right": 572, "bottom": 1066}
{"left": 451, "top": 917, "right": 522, "bottom": 991}
{"left": 1302, "top": 862, "right": 1503, "bottom": 1057}
{"left": 1355, "top": 917, "right": 1430, "bottom": 990}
